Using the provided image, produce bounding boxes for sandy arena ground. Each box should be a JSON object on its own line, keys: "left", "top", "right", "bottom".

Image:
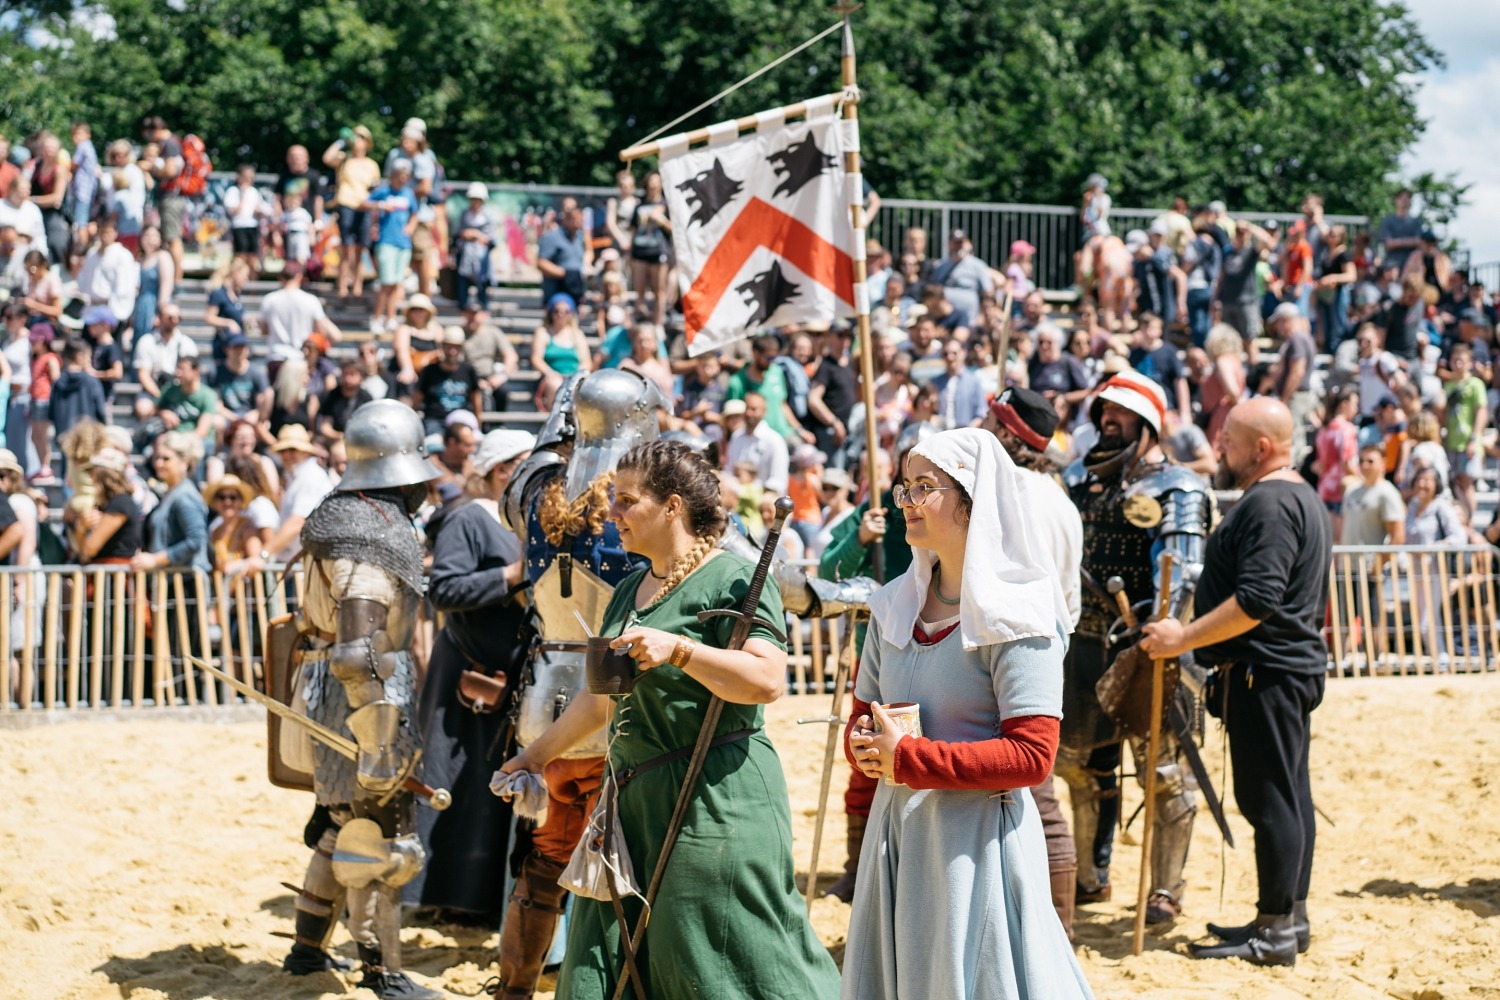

{"left": 4, "top": 675, "right": 1500, "bottom": 999}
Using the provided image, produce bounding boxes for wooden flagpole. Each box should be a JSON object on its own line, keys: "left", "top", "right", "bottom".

{"left": 839, "top": 7, "right": 884, "bottom": 583}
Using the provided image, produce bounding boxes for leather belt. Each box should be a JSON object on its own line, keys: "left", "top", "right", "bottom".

{"left": 615, "top": 729, "right": 758, "bottom": 791}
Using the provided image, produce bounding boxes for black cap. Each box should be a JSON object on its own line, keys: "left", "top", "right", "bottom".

{"left": 991, "top": 385, "right": 1058, "bottom": 451}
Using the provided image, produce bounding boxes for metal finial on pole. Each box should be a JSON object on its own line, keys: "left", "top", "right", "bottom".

{"left": 837, "top": 4, "right": 883, "bottom": 582}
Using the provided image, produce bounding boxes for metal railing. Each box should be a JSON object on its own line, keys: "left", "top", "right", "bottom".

{"left": 1467, "top": 260, "right": 1500, "bottom": 293}
{"left": 1326, "top": 545, "right": 1499, "bottom": 676}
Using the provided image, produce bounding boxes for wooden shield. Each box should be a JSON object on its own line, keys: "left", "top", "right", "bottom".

{"left": 266, "top": 612, "right": 315, "bottom": 792}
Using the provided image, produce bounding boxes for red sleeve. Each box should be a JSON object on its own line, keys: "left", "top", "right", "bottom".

{"left": 891, "top": 715, "right": 1059, "bottom": 791}
{"left": 843, "top": 695, "right": 872, "bottom": 770}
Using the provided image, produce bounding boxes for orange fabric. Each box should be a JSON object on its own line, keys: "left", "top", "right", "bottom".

{"left": 1283, "top": 241, "right": 1313, "bottom": 290}
{"left": 789, "top": 472, "right": 822, "bottom": 524}
{"left": 532, "top": 755, "right": 607, "bottom": 865}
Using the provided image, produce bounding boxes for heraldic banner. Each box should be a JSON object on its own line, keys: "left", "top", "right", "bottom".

{"left": 660, "top": 106, "right": 857, "bottom": 355}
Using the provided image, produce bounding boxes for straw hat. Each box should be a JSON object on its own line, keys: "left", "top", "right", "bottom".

{"left": 201, "top": 474, "right": 254, "bottom": 507}
{"left": 270, "top": 425, "right": 320, "bottom": 455}
{"left": 0, "top": 449, "right": 22, "bottom": 476}
{"left": 405, "top": 293, "right": 436, "bottom": 316}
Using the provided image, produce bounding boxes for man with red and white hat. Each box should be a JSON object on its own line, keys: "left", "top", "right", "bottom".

{"left": 1054, "top": 368, "right": 1215, "bottom": 926}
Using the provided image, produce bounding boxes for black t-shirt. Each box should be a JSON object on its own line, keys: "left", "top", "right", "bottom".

{"left": 1324, "top": 249, "right": 1352, "bottom": 280}
{"left": 275, "top": 169, "right": 324, "bottom": 206}
{"left": 416, "top": 361, "right": 480, "bottom": 422}
{"left": 1382, "top": 299, "right": 1421, "bottom": 361}
{"left": 1128, "top": 343, "right": 1184, "bottom": 399}
{"left": 92, "top": 341, "right": 122, "bottom": 395}
{"left": 810, "top": 356, "right": 858, "bottom": 426}
{"left": 1217, "top": 245, "right": 1259, "bottom": 305}
{"left": 95, "top": 493, "right": 143, "bottom": 561}
{"left": 1193, "top": 479, "right": 1331, "bottom": 674}
{"left": 321, "top": 387, "right": 373, "bottom": 434}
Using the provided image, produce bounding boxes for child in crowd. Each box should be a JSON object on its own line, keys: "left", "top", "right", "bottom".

{"left": 82, "top": 306, "right": 123, "bottom": 405}
{"left": 279, "top": 190, "right": 313, "bottom": 265}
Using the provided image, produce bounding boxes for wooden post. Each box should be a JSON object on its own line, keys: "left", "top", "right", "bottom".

{"left": 1132, "top": 553, "right": 1174, "bottom": 956}
{"left": 805, "top": 611, "right": 859, "bottom": 910}
{"left": 840, "top": 13, "right": 884, "bottom": 583}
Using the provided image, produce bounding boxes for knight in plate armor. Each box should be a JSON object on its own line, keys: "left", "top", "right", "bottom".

{"left": 281, "top": 399, "right": 445, "bottom": 1000}
{"left": 489, "top": 368, "right": 663, "bottom": 1000}
{"left": 1055, "top": 369, "right": 1212, "bottom": 925}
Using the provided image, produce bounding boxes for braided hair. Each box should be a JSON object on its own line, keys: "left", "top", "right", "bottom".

{"left": 617, "top": 440, "right": 727, "bottom": 605}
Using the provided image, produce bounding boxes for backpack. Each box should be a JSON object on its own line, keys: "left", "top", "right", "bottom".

{"left": 178, "top": 134, "right": 212, "bottom": 197}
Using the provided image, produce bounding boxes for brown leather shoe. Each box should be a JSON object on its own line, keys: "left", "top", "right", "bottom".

{"left": 1076, "top": 881, "right": 1112, "bottom": 905}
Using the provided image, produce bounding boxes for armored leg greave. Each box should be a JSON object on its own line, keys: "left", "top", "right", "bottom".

{"left": 1131, "top": 735, "right": 1199, "bottom": 902}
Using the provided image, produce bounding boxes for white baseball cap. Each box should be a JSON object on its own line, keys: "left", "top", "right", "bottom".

{"left": 474, "top": 429, "right": 537, "bottom": 476}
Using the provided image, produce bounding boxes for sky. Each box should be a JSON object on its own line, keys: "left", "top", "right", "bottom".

{"left": 1404, "top": 0, "right": 1500, "bottom": 265}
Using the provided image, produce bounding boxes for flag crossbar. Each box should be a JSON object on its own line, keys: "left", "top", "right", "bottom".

{"left": 619, "top": 92, "right": 848, "bottom": 164}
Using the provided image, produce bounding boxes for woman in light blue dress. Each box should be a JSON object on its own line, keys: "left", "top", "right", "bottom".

{"left": 843, "top": 428, "right": 1093, "bottom": 1000}
{"left": 131, "top": 225, "right": 174, "bottom": 358}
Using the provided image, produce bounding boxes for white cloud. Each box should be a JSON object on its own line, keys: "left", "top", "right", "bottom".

{"left": 1404, "top": 3, "right": 1500, "bottom": 266}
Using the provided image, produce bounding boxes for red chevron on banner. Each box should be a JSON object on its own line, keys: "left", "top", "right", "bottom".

{"left": 681, "top": 197, "right": 856, "bottom": 346}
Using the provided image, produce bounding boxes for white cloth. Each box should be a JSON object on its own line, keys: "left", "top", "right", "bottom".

{"left": 132, "top": 330, "right": 199, "bottom": 382}
{"left": 489, "top": 768, "right": 549, "bottom": 825}
{"left": 247, "top": 493, "right": 281, "bottom": 531}
{"left": 260, "top": 286, "right": 328, "bottom": 362}
{"left": 725, "top": 421, "right": 790, "bottom": 494}
{"left": 0, "top": 199, "right": 45, "bottom": 249}
{"left": 1016, "top": 467, "right": 1082, "bottom": 630}
{"left": 222, "top": 184, "right": 266, "bottom": 229}
{"left": 868, "top": 428, "right": 1069, "bottom": 649}
{"left": 277, "top": 459, "right": 332, "bottom": 560}
{"left": 77, "top": 243, "right": 140, "bottom": 322}
{"left": 5, "top": 336, "right": 32, "bottom": 392}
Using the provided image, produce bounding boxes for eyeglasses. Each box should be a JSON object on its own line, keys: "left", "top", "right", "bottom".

{"left": 892, "top": 482, "right": 955, "bottom": 508}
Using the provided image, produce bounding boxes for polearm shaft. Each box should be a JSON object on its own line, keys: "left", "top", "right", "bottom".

{"left": 1131, "top": 553, "right": 1173, "bottom": 955}
{"left": 840, "top": 11, "right": 883, "bottom": 584}
{"left": 186, "top": 654, "right": 451, "bottom": 810}
{"left": 805, "top": 611, "right": 859, "bottom": 910}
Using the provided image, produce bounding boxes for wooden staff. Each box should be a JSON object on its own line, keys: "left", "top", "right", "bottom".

{"left": 1132, "top": 552, "right": 1174, "bottom": 956}
{"left": 994, "top": 289, "right": 1015, "bottom": 387}
{"left": 839, "top": 11, "right": 884, "bottom": 583}
{"left": 804, "top": 612, "right": 859, "bottom": 910}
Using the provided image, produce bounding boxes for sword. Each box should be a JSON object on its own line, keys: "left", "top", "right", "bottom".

{"left": 611, "top": 497, "right": 795, "bottom": 1000}
{"left": 1169, "top": 700, "right": 1234, "bottom": 847}
{"left": 186, "top": 654, "right": 452, "bottom": 811}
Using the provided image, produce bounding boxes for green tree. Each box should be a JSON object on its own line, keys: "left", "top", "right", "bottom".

{"left": 0, "top": 0, "right": 1446, "bottom": 224}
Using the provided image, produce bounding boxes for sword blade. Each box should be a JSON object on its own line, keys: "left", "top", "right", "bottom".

{"left": 186, "top": 654, "right": 359, "bottom": 759}
{"left": 728, "top": 495, "right": 794, "bottom": 651}
{"left": 1169, "top": 701, "right": 1235, "bottom": 848}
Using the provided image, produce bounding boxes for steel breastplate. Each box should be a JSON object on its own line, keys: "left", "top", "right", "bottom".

{"left": 516, "top": 558, "right": 613, "bottom": 756}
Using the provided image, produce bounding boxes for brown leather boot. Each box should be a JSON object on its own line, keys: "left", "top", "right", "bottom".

{"left": 1049, "top": 865, "right": 1077, "bottom": 941}
{"left": 822, "top": 813, "right": 867, "bottom": 904}
{"left": 487, "top": 852, "right": 569, "bottom": 999}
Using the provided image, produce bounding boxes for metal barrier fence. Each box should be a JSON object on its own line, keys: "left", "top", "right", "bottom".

{"left": 199, "top": 174, "right": 1371, "bottom": 293}
{"left": 4, "top": 543, "right": 1488, "bottom": 711}
{"left": 860, "top": 200, "right": 1370, "bottom": 293}
{"left": 1467, "top": 260, "right": 1500, "bottom": 294}
{"left": 1326, "top": 545, "right": 1500, "bottom": 676}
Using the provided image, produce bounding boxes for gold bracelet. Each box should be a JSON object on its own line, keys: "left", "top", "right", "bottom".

{"left": 670, "top": 636, "right": 696, "bottom": 669}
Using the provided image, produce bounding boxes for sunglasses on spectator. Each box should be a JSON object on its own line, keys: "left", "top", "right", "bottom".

{"left": 214, "top": 493, "right": 242, "bottom": 503}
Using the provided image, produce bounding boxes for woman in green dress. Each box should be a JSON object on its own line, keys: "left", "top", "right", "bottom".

{"left": 496, "top": 440, "right": 840, "bottom": 1000}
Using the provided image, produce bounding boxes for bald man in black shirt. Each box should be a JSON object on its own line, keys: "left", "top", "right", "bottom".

{"left": 1142, "top": 397, "right": 1332, "bottom": 968}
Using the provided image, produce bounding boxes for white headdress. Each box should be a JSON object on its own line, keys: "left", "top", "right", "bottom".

{"left": 867, "top": 427, "right": 1070, "bottom": 650}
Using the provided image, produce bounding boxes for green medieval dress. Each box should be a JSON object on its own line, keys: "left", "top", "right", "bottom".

{"left": 555, "top": 550, "right": 841, "bottom": 1000}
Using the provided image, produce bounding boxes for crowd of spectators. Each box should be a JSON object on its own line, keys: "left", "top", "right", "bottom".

{"left": 0, "top": 113, "right": 1495, "bottom": 678}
